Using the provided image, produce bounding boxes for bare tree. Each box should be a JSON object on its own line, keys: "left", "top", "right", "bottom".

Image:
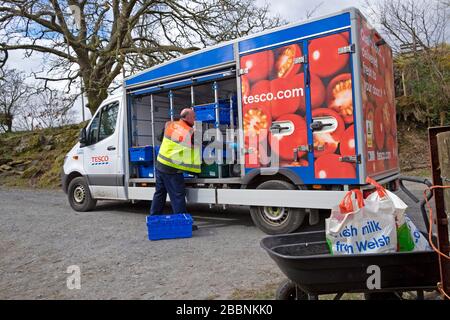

{"left": 0, "top": 0, "right": 282, "bottom": 115}
{"left": 364, "top": 0, "right": 449, "bottom": 126}
{"left": 363, "top": 0, "right": 448, "bottom": 53}
{"left": 0, "top": 68, "right": 29, "bottom": 132}
{"left": 16, "top": 88, "right": 77, "bottom": 130}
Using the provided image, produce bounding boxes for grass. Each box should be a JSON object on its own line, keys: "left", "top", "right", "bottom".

{"left": 0, "top": 123, "right": 85, "bottom": 189}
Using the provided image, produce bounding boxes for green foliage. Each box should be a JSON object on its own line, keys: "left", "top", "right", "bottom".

{"left": 394, "top": 45, "right": 450, "bottom": 126}
{"left": 0, "top": 123, "right": 85, "bottom": 188}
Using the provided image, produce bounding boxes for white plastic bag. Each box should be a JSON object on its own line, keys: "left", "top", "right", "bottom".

{"left": 326, "top": 189, "right": 398, "bottom": 255}
{"left": 365, "top": 177, "right": 415, "bottom": 252}
{"left": 404, "top": 216, "right": 432, "bottom": 251}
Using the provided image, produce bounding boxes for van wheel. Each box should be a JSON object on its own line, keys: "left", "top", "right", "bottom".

{"left": 250, "top": 180, "right": 305, "bottom": 234}
{"left": 68, "top": 177, "right": 97, "bottom": 212}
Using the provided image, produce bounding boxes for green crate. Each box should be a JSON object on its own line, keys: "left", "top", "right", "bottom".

{"left": 198, "top": 163, "right": 229, "bottom": 178}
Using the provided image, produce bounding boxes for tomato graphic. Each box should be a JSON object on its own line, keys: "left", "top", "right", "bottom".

{"left": 241, "top": 75, "right": 250, "bottom": 98}
{"left": 245, "top": 142, "right": 270, "bottom": 168}
{"left": 375, "top": 159, "right": 385, "bottom": 173}
{"left": 340, "top": 31, "right": 350, "bottom": 42}
{"left": 339, "top": 125, "right": 356, "bottom": 156}
{"left": 268, "top": 114, "right": 307, "bottom": 161}
{"left": 280, "top": 159, "right": 309, "bottom": 167}
{"left": 243, "top": 104, "right": 272, "bottom": 143}
{"left": 307, "top": 73, "right": 326, "bottom": 109}
{"left": 311, "top": 108, "right": 344, "bottom": 157}
{"left": 385, "top": 134, "right": 398, "bottom": 170}
{"left": 381, "top": 102, "right": 392, "bottom": 133}
{"left": 309, "top": 33, "right": 349, "bottom": 78}
{"left": 241, "top": 51, "right": 274, "bottom": 83}
{"left": 246, "top": 80, "right": 271, "bottom": 107}
{"left": 270, "top": 77, "right": 302, "bottom": 119}
{"left": 327, "top": 73, "right": 354, "bottom": 124}
{"left": 275, "top": 44, "right": 302, "bottom": 78}
{"left": 374, "top": 105, "right": 386, "bottom": 150}
{"left": 315, "top": 154, "right": 356, "bottom": 179}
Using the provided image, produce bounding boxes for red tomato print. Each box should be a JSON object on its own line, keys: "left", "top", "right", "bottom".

{"left": 311, "top": 108, "right": 345, "bottom": 157}
{"left": 270, "top": 77, "right": 302, "bottom": 119}
{"left": 268, "top": 114, "right": 307, "bottom": 161}
{"left": 275, "top": 44, "right": 302, "bottom": 78}
{"left": 241, "top": 75, "right": 250, "bottom": 98}
{"left": 327, "top": 73, "right": 354, "bottom": 124}
{"left": 241, "top": 51, "right": 274, "bottom": 83}
{"left": 243, "top": 104, "right": 272, "bottom": 142}
{"left": 374, "top": 105, "right": 386, "bottom": 150}
{"left": 245, "top": 142, "right": 270, "bottom": 168}
{"left": 309, "top": 33, "right": 349, "bottom": 78}
{"left": 306, "top": 73, "right": 326, "bottom": 109}
{"left": 339, "top": 125, "right": 356, "bottom": 156}
{"left": 315, "top": 154, "right": 356, "bottom": 179}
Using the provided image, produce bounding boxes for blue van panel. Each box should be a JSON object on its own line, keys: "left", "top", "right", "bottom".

{"left": 238, "top": 13, "right": 350, "bottom": 53}
{"left": 125, "top": 44, "right": 235, "bottom": 87}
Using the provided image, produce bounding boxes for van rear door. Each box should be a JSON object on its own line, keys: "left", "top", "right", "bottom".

{"left": 306, "top": 30, "right": 359, "bottom": 181}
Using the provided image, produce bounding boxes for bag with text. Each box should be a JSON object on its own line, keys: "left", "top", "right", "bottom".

{"left": 326, "top": 189, "right": 397, "bottom": 255}
{"left": 404, "top": 216, "right": 432, "bottom": 251}
{"left": 365, "top": 177, "right": 415, "bottom": 252}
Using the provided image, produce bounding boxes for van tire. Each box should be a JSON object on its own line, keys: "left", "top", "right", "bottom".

{"left": 250, "top": 180, "right": 305, "bottom": 235}
{"left": 68, "top": 177, "right": 97, "bottom": 212}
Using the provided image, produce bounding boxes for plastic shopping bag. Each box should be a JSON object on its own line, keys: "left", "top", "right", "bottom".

{"left": 404, "top": 216, "right": 432, "bottom": 251}
{"left": 365, "top": 177, "right": 415, "bottom": 252}
{"left": 326, "top": 189, "right": 398, "bottom": 255}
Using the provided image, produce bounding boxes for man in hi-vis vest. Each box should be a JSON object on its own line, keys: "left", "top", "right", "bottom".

{"left": 151, "top": 108, "right": 201, "bottom": 217}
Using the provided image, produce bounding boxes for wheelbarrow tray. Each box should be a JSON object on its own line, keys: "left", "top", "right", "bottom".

{"left": 261, "top": 230, "right": 439, "bottom": 295}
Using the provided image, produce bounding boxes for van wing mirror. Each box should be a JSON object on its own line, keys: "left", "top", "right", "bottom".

{"left": 79, "top": 127, "right": 88, "bottom": 147}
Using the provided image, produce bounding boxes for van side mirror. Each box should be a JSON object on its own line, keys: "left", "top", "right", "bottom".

{"left": 79, "top": 127, "right": 88, "bottom": 147}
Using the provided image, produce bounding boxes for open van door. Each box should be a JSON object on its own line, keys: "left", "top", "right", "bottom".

{"left": 82, "top": 100, "right": 123, "bottom": 199}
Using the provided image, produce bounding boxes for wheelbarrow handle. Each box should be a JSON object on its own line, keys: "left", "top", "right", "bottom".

{"left": 398, "top": 175, "right": 432, "bottom": 203}
{"left": 399, "top": 175, "right": 433, "bottom": 233}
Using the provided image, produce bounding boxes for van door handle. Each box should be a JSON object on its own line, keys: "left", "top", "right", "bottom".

{"left": 107, "top": 146, "right": 116, "bottom": 151}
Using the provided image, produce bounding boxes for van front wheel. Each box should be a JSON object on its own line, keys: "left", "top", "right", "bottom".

{"left": 250, "top": 180, "right": 305, "bottom": 235}
{"left": 68, "top": 177, "right": 97, "bottom": 212}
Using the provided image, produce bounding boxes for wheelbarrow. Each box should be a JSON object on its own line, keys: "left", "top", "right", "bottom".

{"left": 260, "top": 176, "right": 440, "bottom": 300}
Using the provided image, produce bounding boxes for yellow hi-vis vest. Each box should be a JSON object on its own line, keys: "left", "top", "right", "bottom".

{"left": 157, "top": 120, "right": 201, "bottom": 173}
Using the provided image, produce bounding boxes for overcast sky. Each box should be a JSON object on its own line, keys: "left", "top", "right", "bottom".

{"left": 6, "top": 0, "right": 374, "bottom": 122}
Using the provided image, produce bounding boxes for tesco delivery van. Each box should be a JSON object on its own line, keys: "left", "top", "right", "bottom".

{"left": 62, "top": 7, "right": 400, "bottom": 234}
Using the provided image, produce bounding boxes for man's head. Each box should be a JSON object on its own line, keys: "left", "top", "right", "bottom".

{"left": 180, "top": 108, "right": 195, "bottom": 127}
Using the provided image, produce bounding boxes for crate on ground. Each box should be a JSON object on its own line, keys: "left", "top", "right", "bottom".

{"left": 138, "top": 165, "right": 154, "bottom": 178}
{"left": 129, "top": 145, "right": 154, "bottom": 163}
{"left": 146, "top": 214, "right": 193, "bottom": 240}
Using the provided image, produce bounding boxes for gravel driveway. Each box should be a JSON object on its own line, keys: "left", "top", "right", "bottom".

{"left": 0, "top": 180, "right": 433, "bottom": 300}
{"left": 0, "top": 187, "right": 287, "bottom": 300}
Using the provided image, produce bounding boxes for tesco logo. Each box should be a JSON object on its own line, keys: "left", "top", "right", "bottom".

{"left": 92, "top": 156, "right": 109, "bottom": 163}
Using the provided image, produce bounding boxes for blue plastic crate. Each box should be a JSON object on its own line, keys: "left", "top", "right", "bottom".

{"left": 146, "top": 214, "right": 193, "bottom": 240}
{"left": 130, "top": 146, "right": 154, "bottom": 163}
{"left": 138, "top": 165, "right": 154, "bottom": 178}
{"left": 193, "top": 102, "right": 235, "bottom": 124}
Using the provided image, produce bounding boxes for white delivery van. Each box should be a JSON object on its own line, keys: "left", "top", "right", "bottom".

{"left": 62, "top": 8, "right": 400, "bottom": 234}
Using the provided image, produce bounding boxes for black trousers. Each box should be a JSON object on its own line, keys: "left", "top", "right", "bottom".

{"left": 150, "top": 168, "right": 187, "bottom": 215}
